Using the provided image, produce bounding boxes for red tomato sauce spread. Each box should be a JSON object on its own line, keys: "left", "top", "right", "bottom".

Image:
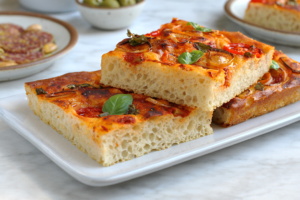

{"left": 124, "top": 52, "right": 145, "bottom": 65}
{"left": 61, "top": 85, "right": 192, "bottom": 122}
{"left": 29, "top": 70, "right": 194, "bottom": 128}
{"left": 118, "top": 18, "right": 265, "bottom": 68}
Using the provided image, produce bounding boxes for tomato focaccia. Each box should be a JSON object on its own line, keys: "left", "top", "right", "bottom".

{"left": 245, "top": 0, "right": 300, "bottom": 32}
{"left": 25, "top": 71, "right": 213, "bottom": 166}
{"left": 101, "top": 18, "right": 274, "bottom": 111}
{"left": 213, "top": 50, "right": 300, "bottom": 127}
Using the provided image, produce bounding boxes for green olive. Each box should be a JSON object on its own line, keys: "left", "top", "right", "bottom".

{"left": 118, "top": 0, "right": 136, "bottom": 6}
{"left": 83, "top": 0, "right": 102, "bottom": 6}
{"left": 100, "top": 0, "right": 120, "bottom": 8}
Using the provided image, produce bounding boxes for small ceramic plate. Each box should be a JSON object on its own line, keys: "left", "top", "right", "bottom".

{"left": 1, "top": 94, "right": 300, "bottom": 186}
{"left": 224, "top": 0, "right": 300, "bottom": 46}
{"left": 0, "top": 11, "right": 78, "bottom": 81}
{"left": 76, "top": 0, "right": 145, "bottom": 30}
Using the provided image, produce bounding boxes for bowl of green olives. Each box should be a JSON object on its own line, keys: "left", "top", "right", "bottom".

{"left": 76, "top": 0, "right": 145, "bottom": 30}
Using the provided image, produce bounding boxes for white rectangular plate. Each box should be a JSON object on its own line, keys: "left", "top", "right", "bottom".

{"left": 1, "top": 94, "right": 300, "bottom": 186}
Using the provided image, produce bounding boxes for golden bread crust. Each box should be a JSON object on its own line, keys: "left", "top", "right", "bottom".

{"left": 25, "top": 70, "right": 213, "bottom": 166}
{"left": 101, "top": 19, "right": 274, "bottom": 110}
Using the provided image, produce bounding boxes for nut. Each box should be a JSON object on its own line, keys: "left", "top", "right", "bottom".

{"left": 26, "top": 24, "right": 42, "bottom": 32}
{"left": 0, "top": 61, "right": 17, "bottom": 67}
{"left": 43, "top": 43, "right": 57, "bottom": 54}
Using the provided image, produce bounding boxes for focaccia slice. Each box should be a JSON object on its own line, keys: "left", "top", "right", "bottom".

{"left": 101, "top": 18, "right": 274, "bottom": 111}
{"left": 213, "top": 50, "right": 300, "bottom": 127}
{"left": 25, "top": 71, "right": 212, "bottom": 167}
{"left": 245, "top": 0, "right": 300, "bottom": 32}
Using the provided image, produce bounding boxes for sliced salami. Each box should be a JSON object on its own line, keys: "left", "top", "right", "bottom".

{"left": 0, "top": 36, "right": 42, "bottom": 53}
{"left": 22, "top": 31, "right": 54, "bottom": 45}
{"left": 0, "top": 51, "right": 44, "bottom": 64}
{"left": 0, "top": 24, "right": 24, "bottom": 37}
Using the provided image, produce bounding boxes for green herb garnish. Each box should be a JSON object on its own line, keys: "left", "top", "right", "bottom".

{"left": 244, "top": 52, "right": 254, "bottom": 58}
{"left": 102, "top": 94, "right": 133, "bottom": 115}
{"left": 270, "top": 60, "right": 280, "bottom": 70}
{"left": 128, "top": 104, "right": 139, "bottom": 115}
{"left": 254, "top": 82, "right": 264, "bottom": 91}
{"left": 187, "top": 22, "right": 212, "bottom": 32}
{"left": 194, "top": 42, "right": 212, "bottom": 53}
{"left": 36, "top": 88, "right": 47, "bottom": 95}
{"left": 127, "top": 29, "right": 148, "bottom": 46}
{"left": 178, "top": 50, "right": 204, "bottom": 65}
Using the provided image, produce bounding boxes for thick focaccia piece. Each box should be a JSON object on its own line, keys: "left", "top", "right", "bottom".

{"left": 213, "top": 50, "right": 300, "bottom": 127}
{"left": 245, "top": 0, "right": 300, "bottom": 32}
{"left": 101, "top": 18, "right": 274, "bottom": 111}
{"left": 25, "top": 71, "right": 213, "bottom": 167}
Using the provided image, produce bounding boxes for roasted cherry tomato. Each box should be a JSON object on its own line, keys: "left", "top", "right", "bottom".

{"left": 145, "top": 29, "right": 161, "bottom": 37}
{"left": 223, "top": 43, "right": 263, "bottom": 58}
{"left": 250, "top": 0, "right": 266, "bottom": 3}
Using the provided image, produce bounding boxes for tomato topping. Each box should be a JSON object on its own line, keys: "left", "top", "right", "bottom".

{"left": 223, "top": 43, "right": 263, "bottom": 58}
{"left": 250, "top": 0, "right": 266, "bottom": 3}
{"left": 270, "top": 68, "right": 284, "bottom": 84}
{"left": 171, "top": 18, "right": 178, "bottom": 23}
{"left": 76, "top": 107, "right": 102, "bottom": 118}
{"left": 145, "top": 29, "right": 161, "bottom": 37}
{"left": 124, "top": 52, "right": 145, "bottom": 65}
{"left": 116, "top": 116, "right": 136, "bottom": 124}
{"left": 160, "top": 51, "right": 169, "bottom": 63}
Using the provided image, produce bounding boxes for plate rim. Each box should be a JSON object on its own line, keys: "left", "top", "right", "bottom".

{"left": 224, "top": 0, "right": 300, "bottom": 36}
{"left": 0, "top": 11, "right": 78, "bottom": 71}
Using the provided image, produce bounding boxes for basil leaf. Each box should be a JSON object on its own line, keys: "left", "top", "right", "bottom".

{"left": 187, "top": 22, "right": 212, "bottom": 32}
{"left": 178, "top": 52, "right": 192, "bottom": 64}
{"left": 178, "top": 50, "right": 204, "bottom": 65}
{"left": 102, "top": 94, "right": 133, "bottom": 115}
{"left": 270, "top": 60, "right": 279, "bottom": 70}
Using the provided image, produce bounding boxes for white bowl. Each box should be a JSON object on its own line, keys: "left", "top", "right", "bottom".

{"left": 18, "top": 0, "right": 77, "bottom": 13}
{"left": 76, "top": 0, "right": 145, "bottom": 30}
{"left": 0, "top": 11, "right": 78, "bottom": 81}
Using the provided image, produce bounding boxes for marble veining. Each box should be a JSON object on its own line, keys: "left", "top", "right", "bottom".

{"left": 1, "top": 0, "right": 300, "bottom": 199}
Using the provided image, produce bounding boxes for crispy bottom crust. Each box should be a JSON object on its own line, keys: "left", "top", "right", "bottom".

{"left": 213, "top": 86, "right": 300, "bottom": 127}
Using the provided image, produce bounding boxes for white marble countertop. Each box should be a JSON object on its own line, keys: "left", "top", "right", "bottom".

{"left": 1, "top": 0, "right": 300, "bottom": 199}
